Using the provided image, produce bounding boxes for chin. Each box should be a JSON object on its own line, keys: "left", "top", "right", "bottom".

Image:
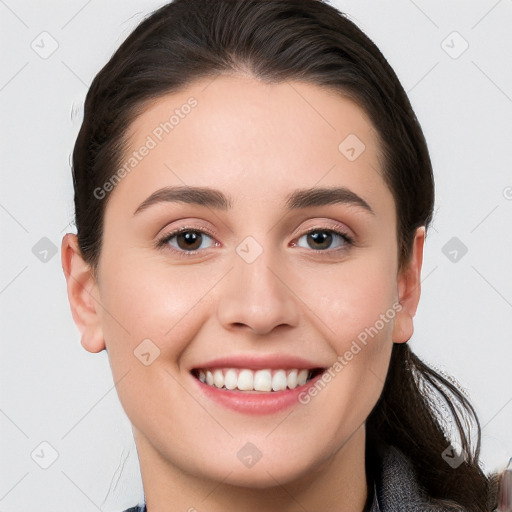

{"left": 211, "top": 462, "right": 315, "bottom": 490}
{"left": 184, "top": 445, "right": 325, "bottom": 490}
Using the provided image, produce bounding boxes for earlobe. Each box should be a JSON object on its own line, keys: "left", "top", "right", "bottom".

{"left": 392, "top": 226, "right": 425, "bottom": 344}
{"left": 61, "top": 233, "right": 106, "bottom": 353}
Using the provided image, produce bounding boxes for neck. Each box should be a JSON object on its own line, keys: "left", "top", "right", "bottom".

{"left": 135, "top": 424, "right": 369, "bottom": 512}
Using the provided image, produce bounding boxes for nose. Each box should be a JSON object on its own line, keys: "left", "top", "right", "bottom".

{"left": 216, "top": 246, "right": 301, "bottom": 336}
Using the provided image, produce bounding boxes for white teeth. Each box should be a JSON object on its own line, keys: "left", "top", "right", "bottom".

{"left": 196, "top": 367, "right": 318, "bottom": 392}
{"left": 297, "top": 369, "right": 309, "bottom": 386}
{"left": 253, "top": 369, "right": 272, "bottom": 392}
{"left": 287, "top": 369, "right": 298, "bottom": 389}
{"left": 224, "top": 369, "right": 238, "bottom": 390}
{"left": 213, "top": 369, "right": 224, "bottom": 388}
{"left": 237, "top": 369, "right": 254, "bottom": 391}
{"left": 272, "top": 369, "right": 287, "bottom": 391}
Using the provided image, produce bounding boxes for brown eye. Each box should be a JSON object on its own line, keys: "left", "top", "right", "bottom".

{"left": 176, "top": 231, "right": 203, "bottom": 251}
{"left": 296, "top": 229, "right": 353, "bottom": 251}
{"left": 307, "top": 231, "right": 333, "bottom": 250}
{"left": 159, "top": 229, "right": 216, "bottom": 253}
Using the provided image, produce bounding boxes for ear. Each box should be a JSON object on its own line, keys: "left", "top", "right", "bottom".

{"left": 61, "top": 233, "right": 106, "bottom": 353}
{"left": 392, "top": 226, "right": 425, "bottom": 344}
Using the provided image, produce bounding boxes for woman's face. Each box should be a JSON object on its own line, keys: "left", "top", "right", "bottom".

{"left": 64, "top": 74, "right": 423, "bottom": 488}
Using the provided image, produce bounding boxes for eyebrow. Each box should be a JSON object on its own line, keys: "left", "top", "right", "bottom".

{"left": 133, "top": 185, "right": 374, "bottom": 215}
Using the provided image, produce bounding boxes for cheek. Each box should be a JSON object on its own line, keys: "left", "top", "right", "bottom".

{"left": 293, "top": 251, "right": 398, "bottom": 410}
{"left": 296, "top": 260, "right": 397, "bottom": 435}
{"left": 97, "top": 251, "right": 218, "bottom": 367}
{"left": 298, "top": 254, "right": 398, "bottom": 348}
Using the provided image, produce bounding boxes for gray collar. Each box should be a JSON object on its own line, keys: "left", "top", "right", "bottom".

{"left": 370, "top": 444, "right": 466, "bottom": 512}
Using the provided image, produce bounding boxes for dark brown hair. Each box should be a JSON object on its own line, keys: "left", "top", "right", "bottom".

{"left": 71, "top": 1, "right": 499, "bottom": 509}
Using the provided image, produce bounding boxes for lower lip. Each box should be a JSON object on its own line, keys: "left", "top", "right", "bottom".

{"left": 192, "top": 371, "right": 325, "bottom": 415}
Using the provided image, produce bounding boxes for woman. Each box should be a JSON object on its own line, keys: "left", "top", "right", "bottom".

{"left": 61, "top": 0, "right": 505, "bottom": 510}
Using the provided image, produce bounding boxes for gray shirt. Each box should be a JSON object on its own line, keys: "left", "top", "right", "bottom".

{"left": 370, "top": 444, "right": 468, "bottom": 511}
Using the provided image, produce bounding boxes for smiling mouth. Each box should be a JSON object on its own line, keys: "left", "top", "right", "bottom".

{"left": 191, "top": 367, "right": 325, "bottom": 392}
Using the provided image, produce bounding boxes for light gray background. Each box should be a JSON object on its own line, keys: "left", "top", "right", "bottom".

{"left": 1, "top": 1, "right": 511, "bottom": 510}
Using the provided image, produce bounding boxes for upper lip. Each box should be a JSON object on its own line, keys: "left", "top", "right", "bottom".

{"left": 190, "top": 354, "right": 328, "bottom": 371}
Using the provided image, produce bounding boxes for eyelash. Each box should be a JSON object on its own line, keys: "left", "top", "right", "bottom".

{"left": 155, "top": 225, "right": 355, "bottom": 258}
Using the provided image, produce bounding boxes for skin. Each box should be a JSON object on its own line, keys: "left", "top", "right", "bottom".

{"left": 62, "top": 74, "right": 424, "bottom": 512}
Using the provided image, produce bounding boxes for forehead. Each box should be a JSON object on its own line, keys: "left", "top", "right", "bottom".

{"left": 108, "top": 74, "right": 393, "bottom": 218}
